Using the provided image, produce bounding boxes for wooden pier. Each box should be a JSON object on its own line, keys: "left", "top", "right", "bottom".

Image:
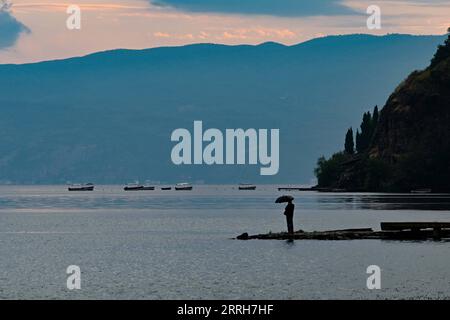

{"left": 236, "top": 222, "right": 450, "bottom": 241}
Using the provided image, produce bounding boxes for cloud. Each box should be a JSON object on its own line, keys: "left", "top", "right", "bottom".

{"left": 150, "top": 0, "right": 357, "bottom": 17}
{"left": 12, "top": 3, "right": 149, "bottom": 12}
{"left": 152, "top": 27, "right": 296, "bottom": 42}
{"left": 220, "top": 27, "right": 296, "bottom": 40}
{"left": 153, "top": 31, "right": 195, "bottom": 39}
{"left": 0, "top": 3, "right": 30, "bottom": 49}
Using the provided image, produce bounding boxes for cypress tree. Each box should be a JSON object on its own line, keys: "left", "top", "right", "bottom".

{"left": 372, "top": 106, "right": 379, "bottom": 126}
{"left": 358, "top": 112, "right": 372, "bottom": 152}
{"left": 344, "top": 127, "right": 354, "bottom": 154}
{"left": 356, "top": 129, "right": 361, "bottom": 153}
{"left": 368, "top": 105, "right": 379, "bottom": 143}
{"left": 355, "top": 109, "right": 380, "bottom": 153}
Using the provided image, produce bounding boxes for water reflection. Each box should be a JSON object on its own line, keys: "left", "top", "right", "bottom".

{"left": 314, "top": 194, "right": 450, "bottom": 210}
{"left": 285, "top": 239, "right": 295, "bottom": 246}
{"left": 0, "top": 186, "right": 449, "bottom": 211}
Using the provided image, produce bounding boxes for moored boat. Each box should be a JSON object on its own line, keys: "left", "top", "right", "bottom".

{"left": 68, "top": 183, "right": 94, "bottom": 191}
{"left": 124, "top": 182, "right": 144, "bottom": 191}
{"left": 142, "top": 181, "right": 155, "bottom": 190}
{"left": 175, "top": 183, "right": 193, "bottom": 191}
{"left": 238, "top": 183, "right": 256, "bottom": 190}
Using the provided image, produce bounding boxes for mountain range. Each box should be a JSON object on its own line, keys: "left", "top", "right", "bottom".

{"left": 0, "top": 34, "right": 446, "bottom": 184}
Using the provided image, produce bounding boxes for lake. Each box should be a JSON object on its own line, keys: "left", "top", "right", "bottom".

{"left": 0, "top": 185, "right": 450, "bottom": 299}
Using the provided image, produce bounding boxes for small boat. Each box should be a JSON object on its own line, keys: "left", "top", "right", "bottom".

{"left": 142, "top": 181, "right": 155, "bottom": 190}
{"left": 68, "top": 183, "right": 94, "bottom": 191}
{"left": 124, "top": 182, "right": 144, "bottom": 191}
{"left": 161, "top": 187, "right": 172, "bottom": 191}
{"left": 278, "top": 187, "right": 313, "bottom": 191}
{"left": 239, "top": 183, "right": 256, "bottom": 190}
{"left": 175, "top": 183, "right": 193, "bottom": 191}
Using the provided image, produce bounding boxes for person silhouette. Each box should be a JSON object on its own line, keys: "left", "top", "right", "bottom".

{"left": 284, "top": 200, "right": 295, "bottom": 234}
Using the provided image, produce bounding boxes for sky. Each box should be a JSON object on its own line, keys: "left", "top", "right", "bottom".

{"left": 0, "top": 0, "right": 449, "bottom": 64}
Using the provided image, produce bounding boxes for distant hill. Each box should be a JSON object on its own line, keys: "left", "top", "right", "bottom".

{"left": 315, "top": 33, "right": 450, "bottom": 192}
{"left": 0, "top": 34, "right": 446, "bottom": 184}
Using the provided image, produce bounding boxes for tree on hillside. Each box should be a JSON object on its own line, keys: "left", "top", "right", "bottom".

{"left": 344, "top": 127, "right": 354, "bottom": 154}
{"left": 355, "top": 106, "right": 380, "bottom": 153}
{"left": 314, "top": 153, "right": 348, "bottom": 187}
{"left": 430, "top": 27, "right": 450, "bottom": 66}
{"left": 356, "top": 111, "right": 372, "bottom": 153}
{"left": 355, "top": 129, "right": 361, "bottom": 153}
{"left": 372, "top": 105, "right": 379, "bottom": 127}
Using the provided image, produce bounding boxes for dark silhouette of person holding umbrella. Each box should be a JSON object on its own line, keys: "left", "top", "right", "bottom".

{"left": 276, "top": 195, "right": 295, "bottom": 234}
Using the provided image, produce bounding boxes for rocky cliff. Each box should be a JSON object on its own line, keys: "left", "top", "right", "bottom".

{"left": 338, "top": 33, "right": 450, "bottom": 192}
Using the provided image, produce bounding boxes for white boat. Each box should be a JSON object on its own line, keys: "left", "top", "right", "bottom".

{"left": 175, "top": 183, "right": 193, "bottom": 191}
{"left": 239, "top": 183, "right": 256, "bottom": 190}
{"left": 124, "top": 182, "right": 144, "bottom": 191}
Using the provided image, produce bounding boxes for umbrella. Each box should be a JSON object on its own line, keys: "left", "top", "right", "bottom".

{"left": 275, "top": 195, "right": 294, "bottom": 203}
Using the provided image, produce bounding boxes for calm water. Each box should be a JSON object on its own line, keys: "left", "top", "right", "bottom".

{"left": 0, "top": 185, "right": 450, "bottom": 299}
